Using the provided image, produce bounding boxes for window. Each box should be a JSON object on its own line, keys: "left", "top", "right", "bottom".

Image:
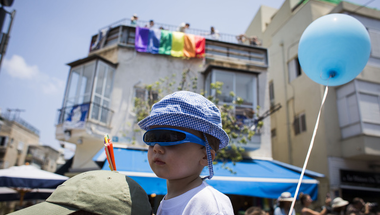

{"left": 294, "top": 113, "right": 306, "bottom": 135}
{"left": 17, "top": 141, "right": 24, "bottom": 152}
{"left": 337, "top": 80, "right": 380, "bottom": 139}
{"left": 0, "top": 136, "right": 8, "bottom": 147}
{"left": 205, "top": 68, "right": 258, "bottom": 131}
{"left": 64, "top": 61, "right": 96, "bottom": 107}
{"left": 90, "top": 61, "right": 115, "bottom": 124}
{"left": 271, "top": 128, "right": 277, "bottom": 138}
{"left": 368, "top": 29, "right": 380, "bottom": 59}
{"left": 134, "top": 87, "right": 158, "bottom": 106}
{"left": 288, "top": 57, "right": 301, "bottom": 82}
{"left": 269, "top": 81, "right": 275, "bottom": 107}
{"left": 206, "top": 69, "right": 256, "bottom": 106}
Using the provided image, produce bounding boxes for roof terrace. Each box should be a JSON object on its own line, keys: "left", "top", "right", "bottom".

{"left": 88, "top": 18, "right": 268, "bottom": 67}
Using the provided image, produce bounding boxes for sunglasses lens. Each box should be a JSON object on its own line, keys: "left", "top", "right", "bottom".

{"left": 144, "top": 130, "right": 187, "bottom": 143}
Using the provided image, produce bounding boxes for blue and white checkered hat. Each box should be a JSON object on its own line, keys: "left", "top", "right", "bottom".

{"left": 138, "top": 91, "right": 229, "bottom": 149}
{"left": 138, "top": 91, "right": 230, "bottom": 180}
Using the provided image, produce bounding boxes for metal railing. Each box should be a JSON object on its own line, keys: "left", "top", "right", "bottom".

{"left": 89, "top": 24, "right": 268, "bottom": 66}
{"left": 2, "top": 114, "right": 40, "bottom": 136}
{"left": 89, "top": 18, "right": 264, "bottom": 53}
{"left": 95, "top": 18, "right": 248, "bottom": 44}
{"left": 57, "top": 102, "right": 114, "bottom": 127}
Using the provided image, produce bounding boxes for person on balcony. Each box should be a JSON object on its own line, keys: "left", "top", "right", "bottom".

{"left": 202, "top": 26, "right": 220, "bottom": 40}
{"left": 145, "top": 20, "right": 155, "bottom": 29}
{"left": 247, "top": 35, "right": 262, "bottom": 46}
{"left": 178, "top": 22, "right": 190, "bottom": 32}
{"left": 130, "top": 14, "right": 138, "bottom": 26}
{"left": 236, "top": 34, "right": 247, "bottom": 44}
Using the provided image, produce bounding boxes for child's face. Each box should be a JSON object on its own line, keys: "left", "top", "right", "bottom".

{"left": 147, "top": 126, "right": 208, "bottom": 180}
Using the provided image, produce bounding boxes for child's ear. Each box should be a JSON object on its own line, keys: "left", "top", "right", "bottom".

{"left": 200, "top": 149, "right": 215, "bottom": 166}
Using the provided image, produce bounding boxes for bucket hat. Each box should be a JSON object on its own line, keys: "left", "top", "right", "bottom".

{"left": 278, "top": 192, "right": 294, "bottom": 202}
{"left": 332, "top": 197, "right": 349, "bottom": 208}
{"left": 9, "top": 170, "right": 151, "bottom": 215}
{"left": 138, "top": 91, "right": 229, "bottom": 179}
{"left": 138, "top": 91, "right": 229, "bottom": 149}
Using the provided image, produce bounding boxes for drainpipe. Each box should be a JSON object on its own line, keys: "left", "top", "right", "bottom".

{"left": 280, "top": 41, "right": 293, "bottom": 165}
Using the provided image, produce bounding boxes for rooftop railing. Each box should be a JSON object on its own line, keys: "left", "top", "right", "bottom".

{"left": 2, "top": 114, "right": 40, "bottom": 136}
{"left": 89, "top": 18, "right": 267, "bottom": 67}
{"left": 95, "top": 18, "right": 251, "bottom": 44}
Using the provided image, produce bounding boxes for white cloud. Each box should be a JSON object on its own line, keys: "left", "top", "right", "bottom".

{"left": 3, "top": 55, "right": 65, "bottom": 95}
{"left": 40, "top": 76, "right": 65, "bottom": 95}
{"left": 3, "top": 55, "right": 39, "bottom": 79}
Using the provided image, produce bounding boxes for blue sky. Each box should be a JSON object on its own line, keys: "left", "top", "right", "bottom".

{"left": 0, "top": 0, "right": 379, "bottom": 158}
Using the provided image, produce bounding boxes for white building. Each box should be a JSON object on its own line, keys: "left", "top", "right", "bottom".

{"left": 246, "top": 0, "right": 380, "bottom": 203}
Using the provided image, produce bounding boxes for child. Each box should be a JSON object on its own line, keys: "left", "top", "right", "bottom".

{"left": 138, "top": 91, "right": 234, "bottom": 215}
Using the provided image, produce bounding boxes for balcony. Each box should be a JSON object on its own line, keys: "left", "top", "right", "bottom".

{"left": 88, "top": 19, "right": 268, "bottom": 68}
{"left": 336, "top": 80, "right": 380, "bottom": 160}
{"left": 56, "top": 102, "right": 114, "bottom": 143}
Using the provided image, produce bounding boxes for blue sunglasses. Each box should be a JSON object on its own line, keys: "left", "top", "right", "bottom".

{"left": 143, "top": 127, "right": 206, "bottom": 146}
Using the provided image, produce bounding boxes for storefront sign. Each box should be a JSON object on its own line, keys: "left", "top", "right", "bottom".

{"left": 340, "top": 169, "right": 380, "bottom": 187}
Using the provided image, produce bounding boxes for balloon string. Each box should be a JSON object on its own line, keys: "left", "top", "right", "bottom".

{"left": 288, "top": 85, "right": 329, "bottom": 215}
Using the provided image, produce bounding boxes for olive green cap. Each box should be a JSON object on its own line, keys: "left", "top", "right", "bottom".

{"left": 9, "top": 170, "right": 152, "bottom": 215}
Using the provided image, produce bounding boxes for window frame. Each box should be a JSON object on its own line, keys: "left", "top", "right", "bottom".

{"left": 288, "top": 56, "right": 302, "bottom": 83}
{"left": 89, "top": 61, "right": 116, "bottom": 124}
{"left": 294, "top": 112, "right": 306, "bottom": 135}
{"left": 63, "top": 60, "right": 96, "bottom": 108}
{"left": 205, "top": 69, "right": 260, "bottom": 147}
{"left": 368, "top": 28, "right": 380, "bottom": 59}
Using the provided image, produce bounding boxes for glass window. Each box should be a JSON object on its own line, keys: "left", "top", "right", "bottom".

{"left": 64, "top": 62, "right": 96, "bottom": 107}
{"left": 104, "top": 68, "right": 114, "bottom": 98}
{"left": 368, "top": 29, "right": 380, "bottom": 59}
{"left": 78, "top": 63, "right": 95, "bottom": 104}
{"left": 215, "top": 70, "right": 234, "bottom": 103}
{"left": 288, "top": 57, "right": 301, "bottom": 82}
{"left": 90, "top": 61, "right": 115, "bottom": 124}
{"left": 65, "top": 69, "right": 80, "bottom": 107}
{"left": 208, "top": 69, "right": 257, "bottom": 107}
{"left": 236, "top": 73, "right": 254, "bottom": 105}
{"left": 294, "top": 113, "right": 306, "bottom": 135}
{"left": 95, "top": 63, "right": 106, "bottom": 95}
{"left": 269, "top": 81, "right": 275, "bottom": 107}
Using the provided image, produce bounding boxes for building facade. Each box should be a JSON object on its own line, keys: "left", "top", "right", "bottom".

{"left": 55, "top": 22, "right": 271, "bottom": 178}
{"left": 0, "top": 112, "right": 40, "bottom": 169}
{"left": 246, "top": 0, "right": 380, "bottom": 203}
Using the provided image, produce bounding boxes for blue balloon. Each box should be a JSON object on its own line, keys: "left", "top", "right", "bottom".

{"left": 298, "top": 14, "right": 371, "bottom": 86}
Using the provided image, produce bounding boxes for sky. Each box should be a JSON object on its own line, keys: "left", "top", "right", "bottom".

{"left": 0, "top": 0, "right": 379, "bottom": 158}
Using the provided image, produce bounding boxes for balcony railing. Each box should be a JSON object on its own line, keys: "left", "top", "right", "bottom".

{"left": 89, "top": 22, "right": 268, "bottom": 66}
{"left": 89, "top": 18, "right": 263, "bottom": 50}
{"left": 57, "top": 102, "right": 114, "bottom": 128}
{"left": 93, "top": 18, "right": 252, "bottom": 44}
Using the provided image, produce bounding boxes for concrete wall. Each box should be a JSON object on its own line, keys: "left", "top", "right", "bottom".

{"left": 0, "top": 121, "right": 40, "bottom": 168}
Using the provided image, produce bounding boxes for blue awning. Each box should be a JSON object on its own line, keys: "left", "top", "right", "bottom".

{"left": 100, "top": 148, "right": 320, "bottom": 200}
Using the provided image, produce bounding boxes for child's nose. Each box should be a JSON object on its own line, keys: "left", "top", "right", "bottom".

{"left": 152, "top": 143, "right": 164, "bottom": 154}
